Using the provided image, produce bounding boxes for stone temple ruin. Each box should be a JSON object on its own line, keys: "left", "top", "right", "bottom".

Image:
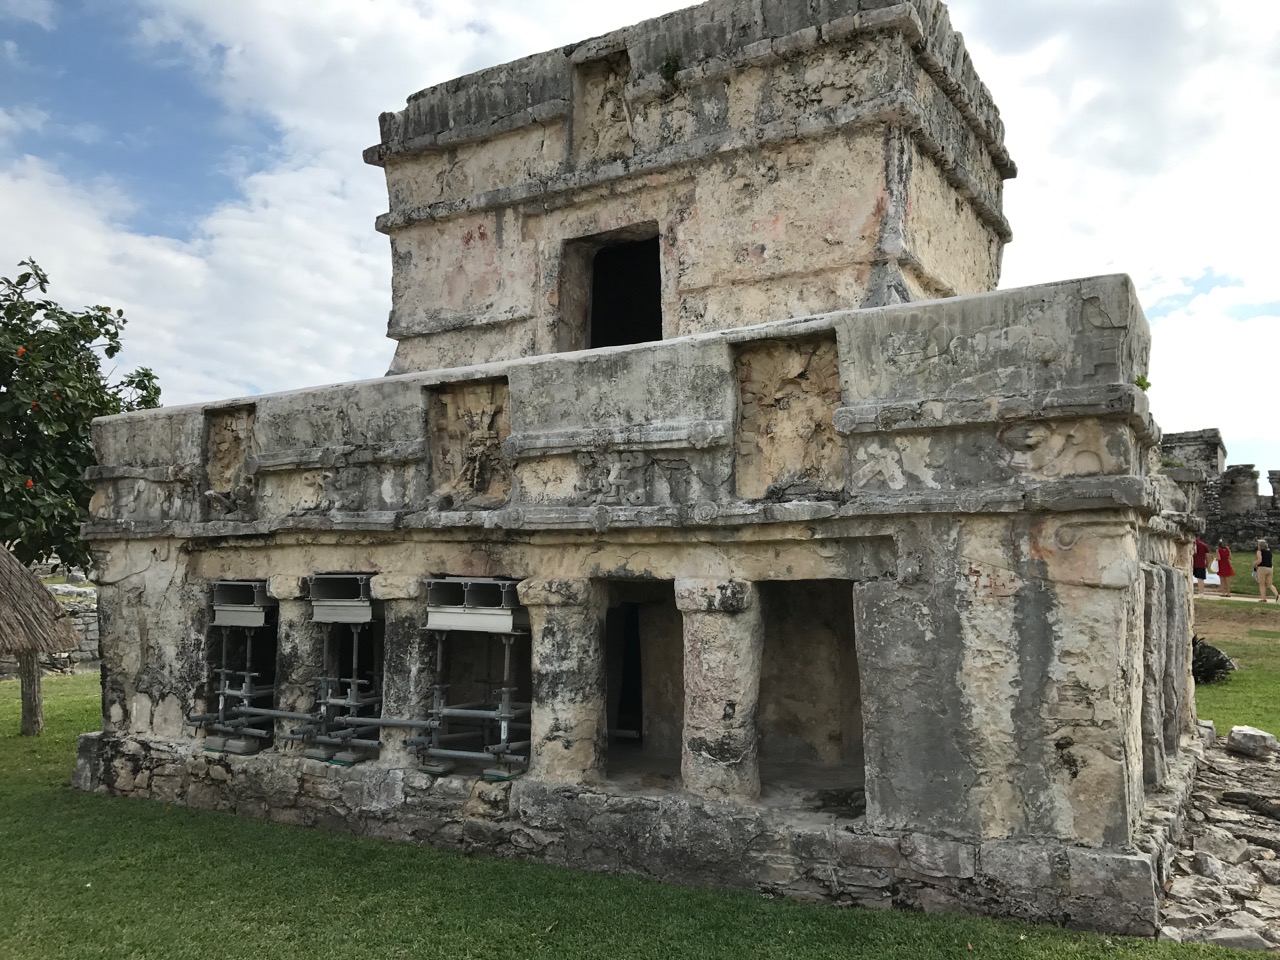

{"left": 1162, "top": 429, "right": 1280, "bottom": 551}
{"left": 75, "top": 0, "right": 1205, "bottom": 936}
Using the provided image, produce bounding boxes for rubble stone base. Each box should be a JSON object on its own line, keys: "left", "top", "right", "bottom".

{"left": 75, "top": 731, "right": 1200, "bottom": 937}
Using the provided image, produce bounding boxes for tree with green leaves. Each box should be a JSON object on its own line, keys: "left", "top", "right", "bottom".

{"left": 1, "top": 259, "right": 161, "bottom": 570}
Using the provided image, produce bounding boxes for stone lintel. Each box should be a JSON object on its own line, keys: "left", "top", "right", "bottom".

{"left": 267, "top": 576, "right": 304, "bottom": 600}
{"left": 369, "top": 575, "right": 424, "bottom": 600}
{"left": 517, "top": 578, "right": 596, "bottom": 608}
{"left": 674, "top": 578, "right": 756, "bottom": 614}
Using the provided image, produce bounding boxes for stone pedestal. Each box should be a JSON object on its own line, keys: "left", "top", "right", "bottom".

{"left": 518, "top": 578, "right": 607, "bottom": 783}
{"left": 675, "top": 579, "right": 763, "bottom": 800}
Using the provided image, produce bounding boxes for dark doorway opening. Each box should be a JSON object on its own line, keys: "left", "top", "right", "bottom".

{"left": 590, "top": 236, "right": 662, "bottom": 348}
{"left": 757, "top": 580, "right": 865, "bottom": 818}
{"left": 603, "top": 580, "right": 682, "bottom": 787}
{"left": 606, "top": 603, "right": 645, "bottom": 739}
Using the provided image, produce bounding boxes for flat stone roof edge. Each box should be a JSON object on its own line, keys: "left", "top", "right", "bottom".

{"left": 368, "top": 0, "right": 1011, "bottom": 176}
{"left": 91, "top": 272, "right": 1136, "bottom": 429}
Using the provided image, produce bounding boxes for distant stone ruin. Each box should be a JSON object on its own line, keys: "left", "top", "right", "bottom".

{"left": 74, "top": 0, "right": 1203, "bottom": 936}
{"left": 1162, "top": 429, "right": 1279, "bottom": 549}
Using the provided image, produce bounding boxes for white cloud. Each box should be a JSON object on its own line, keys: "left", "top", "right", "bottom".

{"left": 947, "top": 0, "right": 1280, "bottom": 468}
{"left": 2, "top": 1, "right": 695, "bottom": 407}
{"left": 0, "top": 154, "right": 391, "bottom": 403}
{"left": 0, "top": 0, "right": 54, "bottom": 29}
{"left": 0, "top": 105, "right": 47, "bottom": 139}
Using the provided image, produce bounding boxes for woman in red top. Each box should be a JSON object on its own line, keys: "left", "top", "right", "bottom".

{"left": 1217, "top": 540, "right": 1235, "bottom": 597}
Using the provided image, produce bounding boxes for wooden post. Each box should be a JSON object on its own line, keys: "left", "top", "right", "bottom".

{"left": 18, "top": 651, "right": 43, "bottom": 737}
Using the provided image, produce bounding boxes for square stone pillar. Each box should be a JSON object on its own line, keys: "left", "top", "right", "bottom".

{"left": 517, "top": 578, "right": 607, "bottom": 783}
{"left": 674, "top": 579, "right": 763, "bottom": 801}
{"left": 380, "top": 599, "right": 435, "bottom": 763}
{"left": 270, "top": 592, "right": 322, "bottom": 749}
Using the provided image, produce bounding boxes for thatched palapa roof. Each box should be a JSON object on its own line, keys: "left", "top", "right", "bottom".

{"left": 0, "top": 549, "right": 81, "bottom": 655}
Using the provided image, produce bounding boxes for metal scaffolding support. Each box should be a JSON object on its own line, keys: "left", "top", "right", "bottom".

{"left": 287, "top": 620, "right": 384, "bottom": 765}
{"left": 407, "top": 629, "right": 531, "bottom": 781}
{"left": 185, "top": 574, "right": 532, "bottom": 777}
{"left": 185, "top": 623, "right": 277, "bottom": 755}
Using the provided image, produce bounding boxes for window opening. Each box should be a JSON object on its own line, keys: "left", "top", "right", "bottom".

{"left": 590, "top": 236, "right": 662, "bottom": 348}
{"left": 283, "top": 574, "right": 385, "bottom": 766}
{"left": 186, "top": 580, "right": 278, "bottom": 755}
{"left": 560, "top": 223, "right": 662, "bottom": 352}
{"left": 408, "top": 577, "right": 532, "bottom": 782}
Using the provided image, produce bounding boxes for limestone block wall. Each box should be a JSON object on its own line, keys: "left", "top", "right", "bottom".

{"left": 1161, "top": 430, "right": 1280, "bottom": 549}
{"left": 365, "top": 0, "right": 1016, "bottom": 375}
{"left": 0, "top": 598, "right": 99, "bottom": 679}
{"left": 78, "top": 277, "right": 1200, "bottom": 935}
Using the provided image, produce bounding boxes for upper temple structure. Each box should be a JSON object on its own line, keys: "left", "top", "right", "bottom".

{"left": 74, "top": 0, "right": 1205, "bottom": 937}
{"left": 365, "top": 0, "right": 1014, "bottom": 372}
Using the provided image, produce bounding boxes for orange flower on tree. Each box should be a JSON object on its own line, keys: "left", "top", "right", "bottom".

{"left": 26, "top": 479, "right": 34, "bottom": 488}
{"left": 16, "top": 346, "right": 25, "bottom": 356}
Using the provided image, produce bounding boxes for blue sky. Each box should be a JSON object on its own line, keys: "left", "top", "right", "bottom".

{"left": 1, "top": 0, "right": 1278, "bottom": 478}
{"left": 2, "top": 2, "right": 272, "bottom": 238}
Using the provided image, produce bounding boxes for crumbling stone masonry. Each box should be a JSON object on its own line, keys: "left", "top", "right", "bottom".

{"left": 74, "top": 0, "right": 1204, "bottom": 937}
{"left": 1162, "top": 429, "right": 1280, "bottom": 550}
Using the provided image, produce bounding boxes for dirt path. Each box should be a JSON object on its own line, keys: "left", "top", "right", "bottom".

{"left": 1194, "top": 599, "right": 1280, "bottom": 637}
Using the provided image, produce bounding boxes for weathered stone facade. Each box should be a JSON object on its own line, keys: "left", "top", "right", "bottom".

{"left": 365, "top": 0, "right": 1014, "bottom": 375}
{"left": 75, "top": 0, "right": 1203, "bottom": 938}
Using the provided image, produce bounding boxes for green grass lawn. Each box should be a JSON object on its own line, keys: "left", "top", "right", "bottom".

{"left": 0, "top": 676, "right": 1248, "bottom": 960}
{"left": 1193, "top": 602, "right": 1280, "bottom": 735}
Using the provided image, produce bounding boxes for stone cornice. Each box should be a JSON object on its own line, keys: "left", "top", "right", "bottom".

{"left": 365, "top": 1, "right": 1012, "bottom": 181}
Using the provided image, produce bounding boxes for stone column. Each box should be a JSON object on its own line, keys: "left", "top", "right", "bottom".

{"left": 517, "top": 578, "right": 607, "bottom": 783}
{"left": 269, "top": 577, "right": 321, "bottom": 749}
{"left": 378, "top": 591, "right": 435, "bottom": 764}
{"left": 674, "top": 579, "right": 763, "bottom": 801}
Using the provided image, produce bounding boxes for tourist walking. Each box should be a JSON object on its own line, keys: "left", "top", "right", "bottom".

{"left": 1253, "top": 539, "right": 1278, "bottom": 602}
{"left": 1192, "top": 537, "right": 1210, "bottom": 597}
{"left": 1217, "top": 540, "right": 1235, "bottom": 597}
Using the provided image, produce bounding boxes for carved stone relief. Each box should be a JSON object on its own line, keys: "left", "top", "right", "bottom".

{"left": 997, "top": 421, "right": 1122, "bottom": 479}
{"left": 734, "top": 336, "right": 843, "bottom": 499}
{"left": 203, "top": 406, "right": 256, "bottom": 520}
{"left": 572, "top": 52, "right": 634, "bottom": 165}
{"left": 1079, "top": 294, "right": 1148, "bottom": 385}
{"left": 426, "top": 379, "right": 512, "bottom": 508}
{"left": 569, "top": 451, "right": 703, "bottom": 507}
{"left": 849, "top": 440, "right": 907, "bottom": 491}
